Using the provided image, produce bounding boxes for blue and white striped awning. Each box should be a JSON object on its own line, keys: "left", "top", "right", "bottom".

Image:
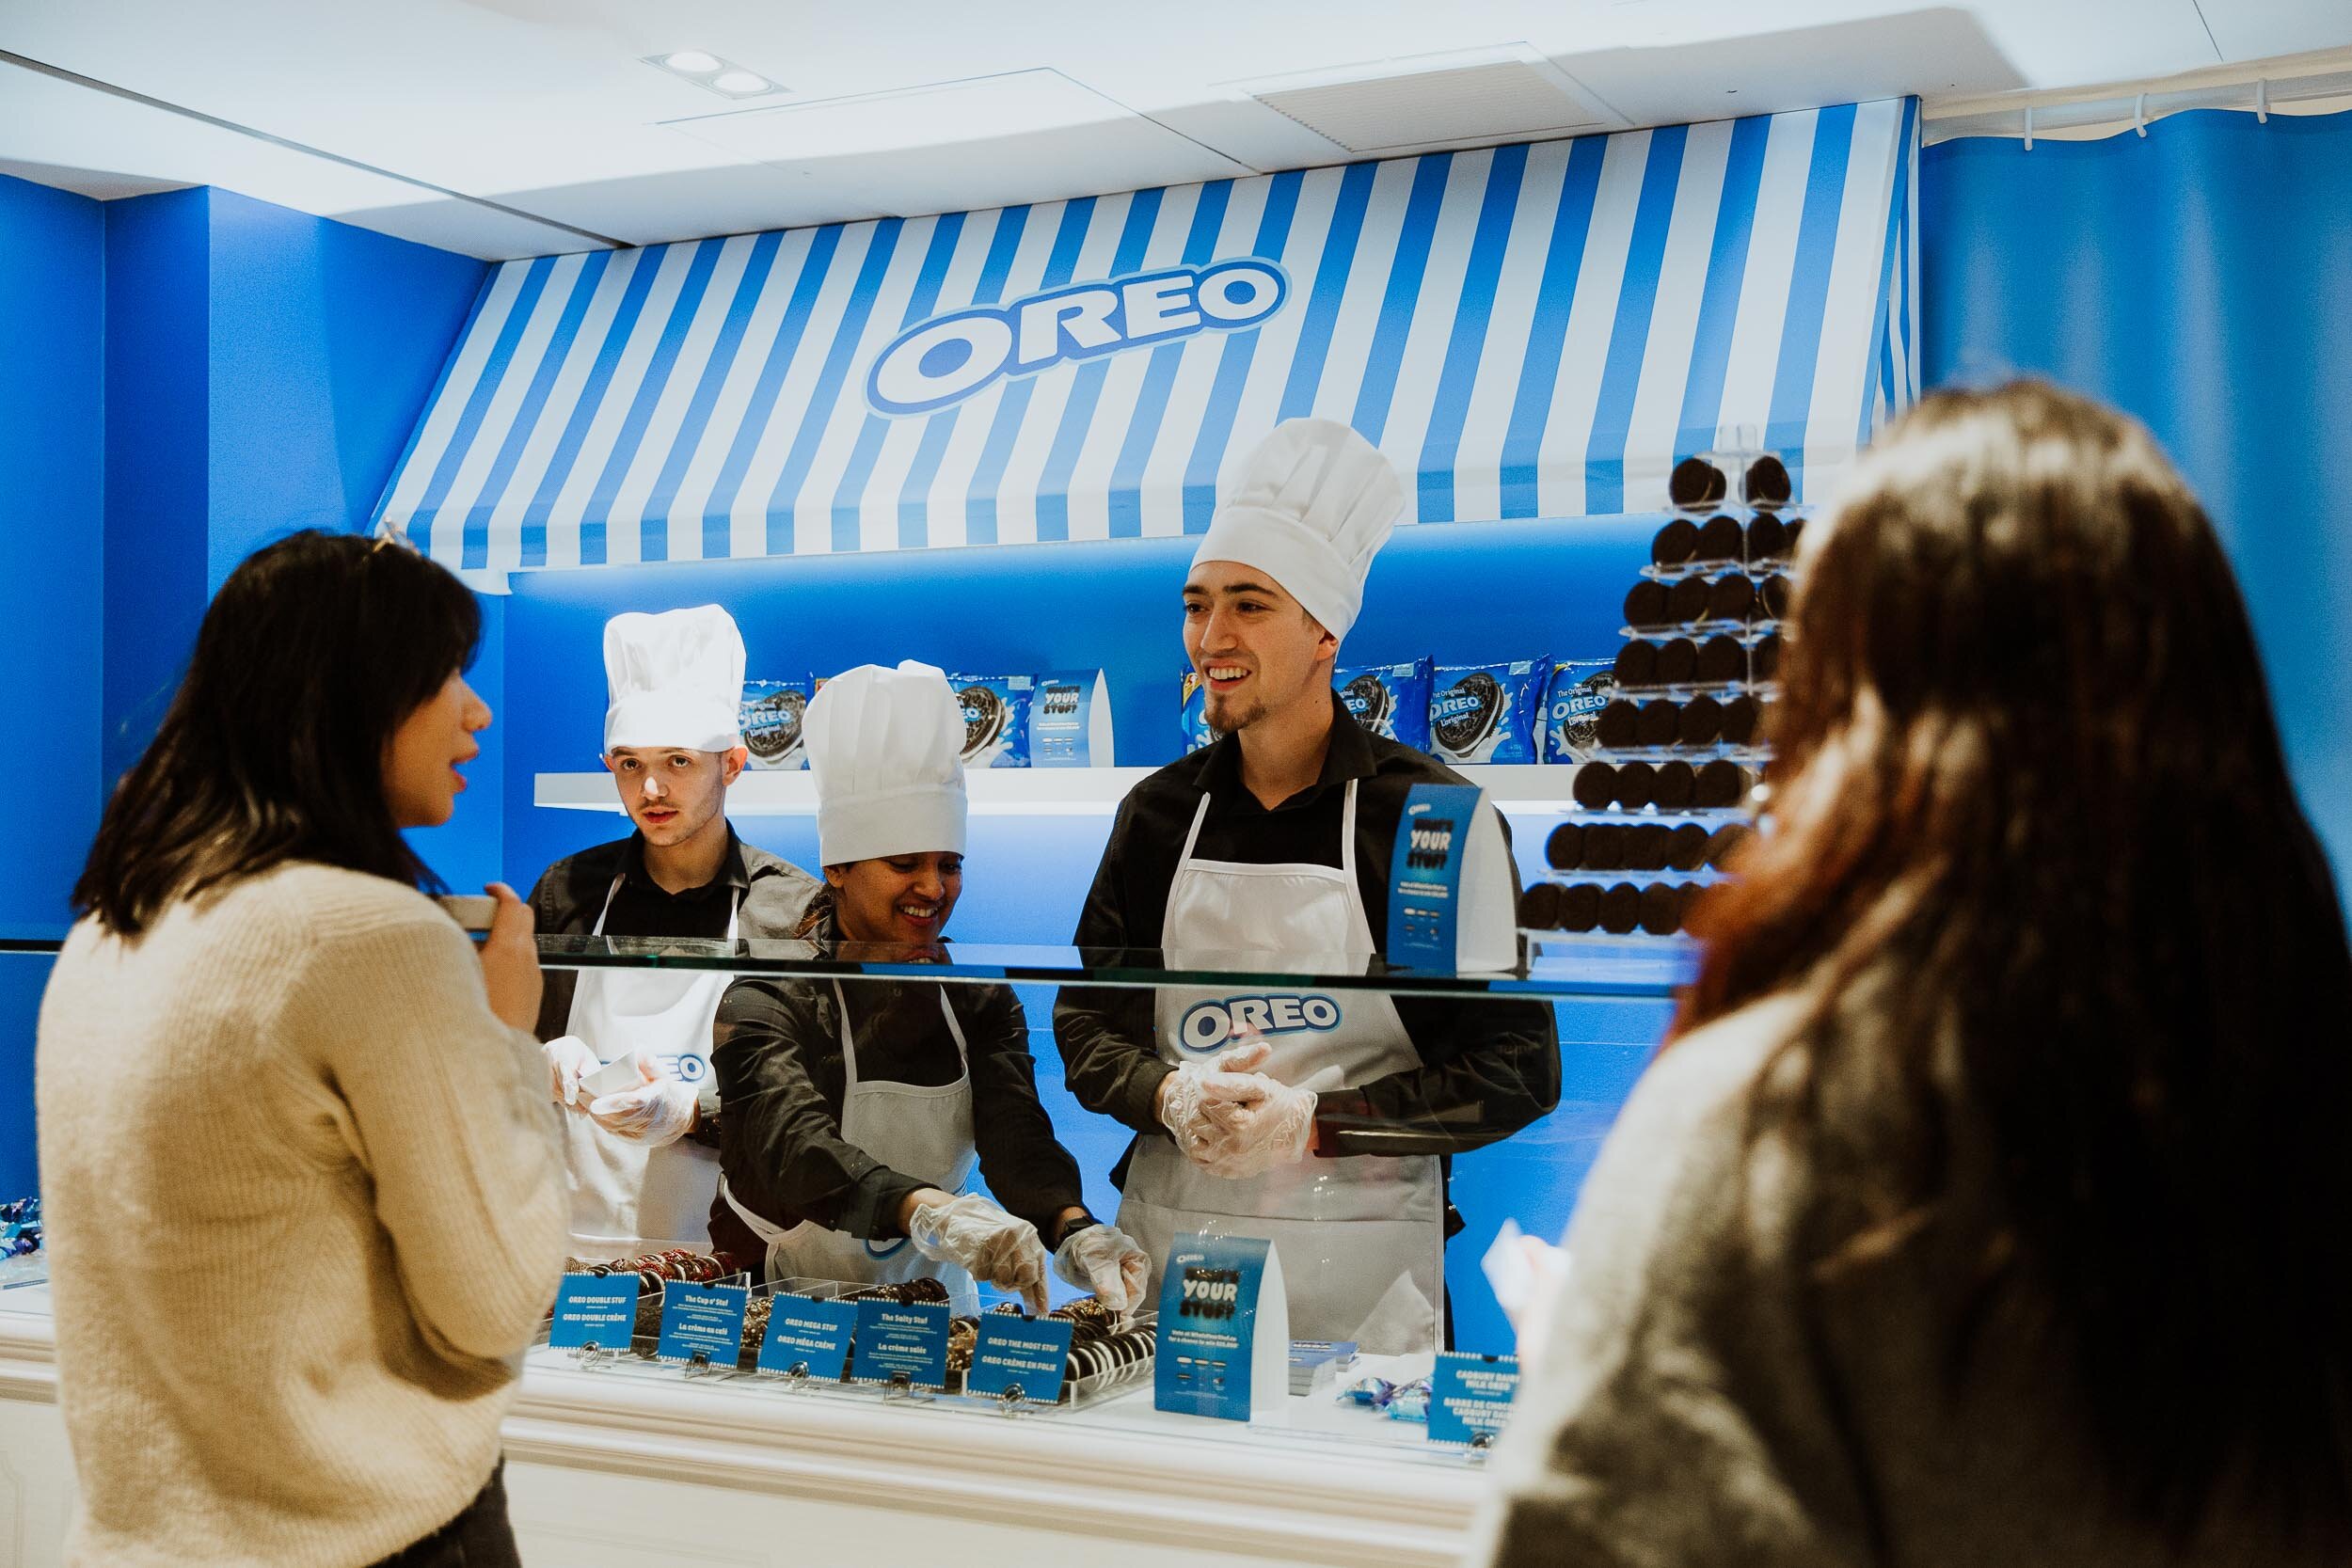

{"left": 379, "top": 98, "right": 1917, "bottom": 573}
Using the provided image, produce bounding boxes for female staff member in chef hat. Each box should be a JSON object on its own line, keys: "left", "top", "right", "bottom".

{"left": 713, "top": 661, "right": 1151, "bottom": 1316}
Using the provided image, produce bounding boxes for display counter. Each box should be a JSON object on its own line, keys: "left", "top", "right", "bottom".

{"left": 0, "top": 1282, "right": 1480, "bottom": 1567}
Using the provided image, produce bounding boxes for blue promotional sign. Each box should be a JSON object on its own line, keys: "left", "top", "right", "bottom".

{"left": 549, "top": 1272, "right": 640, "bottom": 1351}
{"left": 1428, "top": 1352, "right": 1521, "bottom": 1445}
{"left": 964, "top": 1315, "right": 1075, "bottom": 1403}
{"left": 850, "top": 1299, "right": 950, "bottom": 1389}
{"left": 1153, "top": 1231, "right": 1286, "bottom": 1422}
{"left": 654, "top": 1280, "right": 750, "bottom": 1366}
{"left": 755, "top": 1295, "right": 858, "bottom": 1381}
{"left": 1387, "top": 784, "right": 1485, "bottom": 969}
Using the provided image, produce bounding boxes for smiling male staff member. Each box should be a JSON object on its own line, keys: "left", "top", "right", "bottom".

{"left": 1054, "top": 419, "right": 1560, "bottom": 1354}
{"left": 529, "top": 606, "right": 820, "bottom": 1261}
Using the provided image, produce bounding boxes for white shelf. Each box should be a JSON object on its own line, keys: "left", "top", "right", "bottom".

{"left": 534, "top": 765, "right": 1584, "bottom": 816}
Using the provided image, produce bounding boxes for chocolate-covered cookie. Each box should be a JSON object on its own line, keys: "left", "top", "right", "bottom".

{"left": 1597, "top": 699, "right": 1640, "bottom": 751}
{"left": 1744, "top": 513, "right": 1788, "bottom": 564}
{"left": 1745, "top": 454, "right": 1792, "bottom": 507}
{"left": 1597, "top": 883, "right": 1642, "bottom": 935}
{"left": 1629, "top": 824, "right": 1672, "bottom": 872}
{"left": 1635, "top": 700, "right": 1678, "bottom": 748}
{"left": 1652, "top": 759, "right": 1696, "bottom": 811}
{"left": 1665, "top": 823, "right": 1710, "bottom": 871}
{"left": 1721, "top": 694, "right": 1760, "bottom": 747}
{"left": 1696, "top": 634, "right": 1746, "bottom": 685}
{"left": 1573, "top": 762, "right": 1617, "bottom": 810}
{"left": 1655, "top": 637, "right": 1698, "bottom": 686}
{"left": 1670, "top": 456, "right": 1728, "bottom": 509}
{"left": 1668, "top": 576, "right": 1712, "bottom": 626}
{"left": 1651, "top": 517, "right": 1699, "bottom": 567}
{"left": 1559, "top": 883, "right": 1601, "bottom": 933}
{"left": 1518, "top": 882, "right": 1565, "bottom": 930}
{"left": 1545, "top": 821, "right": 1585, "bottom": 872}
{"left": 1695, "top": 760, "right": 1749, "bottom": 809}
{"left": 1758, "top": 573, "right": 1791, "bottom": 621}
{"left": 1706, "top": 575, "right": 1756, "bottom": 626}
{"left": 1613, "top": 641, "right": 1658, "bottom": 688}
{"left": 1582, "top": 823, "right": 1627, "bottom": 871}
{"left": 1625, "top": 580, "right": 1671, "bottom": 631}
{"left": 1639, "top": 883, "right": 1681, "bottom": 936}
{"left": 1705, "top": 823, "right": 1753, "bottom": 868}
{"left": 1695, "top": 514, "right": 1743, "bottom": 563}
{"left": 1677, "top": 695, "right": 1723, "bottom": 748}
{"left": 1614, "top": 760, "right": 1658, "bottom": 810}
{"left": 1751, "top": 632, "right": 1783, "bottom": 682}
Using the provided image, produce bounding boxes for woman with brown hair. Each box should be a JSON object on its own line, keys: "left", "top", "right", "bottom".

{"left": 1474, "top": 383, "right": 2352, "bottom": 1566}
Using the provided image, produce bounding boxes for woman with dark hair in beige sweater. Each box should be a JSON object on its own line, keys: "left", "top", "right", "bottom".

{"left": 37, "top": 531, "right": 564, "bottom": 1567}
{"left": 1475, "top": 385, "right": 2352, "bottom": 1566}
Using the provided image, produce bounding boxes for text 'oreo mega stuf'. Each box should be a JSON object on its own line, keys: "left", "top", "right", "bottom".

{"left": 1430, "top": 658, "right": 1550, "bottom": 765}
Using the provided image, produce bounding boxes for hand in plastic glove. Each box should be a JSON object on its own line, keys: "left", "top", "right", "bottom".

{"left": 542, "top": 1035, "right": 601, "bottom": 1108}
{"left": 908, "top": 1194, "right": 1050, "bottom": 1314}
{"left": 1483, "top": 1222, "right": 1573, "bottom": 1376}
{"left": 584, "top": 1050, "right": 697, "bottom": 1147}
{"left": 1196, "top": 1075, "right": 1317, "bottom": 1180}
{"left": 1054, "top": 1223, "right": 1152, "bottom": 1317}
{"left": 1155, "top": 1039, "right": 1276, "bottom": 1166}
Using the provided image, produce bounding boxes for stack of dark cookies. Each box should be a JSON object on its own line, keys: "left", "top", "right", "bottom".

{"left": 1518, "top": 451, "right": 1790, "bottom": 939}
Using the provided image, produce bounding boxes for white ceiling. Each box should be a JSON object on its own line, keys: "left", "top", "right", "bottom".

{"left": 2, "top": 0, "right": 2347, "bottom": 259}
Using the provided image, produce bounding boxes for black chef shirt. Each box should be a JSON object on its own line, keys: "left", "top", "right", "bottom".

{"left": 711, "top": 897, "right": 1089, "bottom": 1243}
{"left": 1053, "top": 694, "right": 1561, "bottom": 1167}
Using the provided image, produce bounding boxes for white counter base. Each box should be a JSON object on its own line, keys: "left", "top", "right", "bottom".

{"left": 0, "top": 1288, "right": 1485, "bottom": 1567}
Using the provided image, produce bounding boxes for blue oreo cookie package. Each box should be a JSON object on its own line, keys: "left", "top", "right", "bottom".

{"left": 1542, "top": 659, "right": 1621, "bottom": 765}
{"left": 1334, "top": 658, "right": 1434, "bottom": 751}
{"left": 739, "top": 679, "right": 813, "bottom": 771}
{"left": 1429, "top": 658, "right": 1550, "bottom": 765}
{"left": 946, "top": 674, "right": 1034, "bottom": 768}
{"left": 1179, "top": 672, "right": 1216, "bottom": 753}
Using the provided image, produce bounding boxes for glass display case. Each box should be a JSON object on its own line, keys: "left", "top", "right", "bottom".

{"left": 527, "top": 934, "right": 1682, "bottom": 1466}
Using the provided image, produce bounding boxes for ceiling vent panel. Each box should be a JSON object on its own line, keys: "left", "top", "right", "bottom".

{"left": 1237, "top": 47, "right": 1624, "bottom": 156}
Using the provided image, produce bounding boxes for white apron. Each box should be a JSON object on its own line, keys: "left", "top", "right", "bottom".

{"left": 720, "top": 981, "right": 981, "bottom": 1316}
{"left": 561, "top": 874, "right": 738, "bottom": 1262}
{"left": 1117, "top": 781, "right": 1447, "bottom": 1355}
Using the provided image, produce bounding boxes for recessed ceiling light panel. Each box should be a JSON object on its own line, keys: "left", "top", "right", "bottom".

{"left": 644, "top": 52, "right": 785, "bottom": 100}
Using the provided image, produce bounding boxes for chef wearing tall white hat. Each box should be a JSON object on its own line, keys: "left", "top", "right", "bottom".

{"left": 1054, "top": 419, "right": 1560, "bottom": 1354}
{"left": 527, "top": 605, "right": 820, "bottom": 1262}
{"left": 711, "top": 661, "right": 1152, "bottom": 1317}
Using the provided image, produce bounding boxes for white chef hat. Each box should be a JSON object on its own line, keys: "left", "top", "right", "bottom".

{"left": 1190, "top": 419, "right": 1406, "bottom": 641}
{"left": 806, "top": 660, "right": 968, "bottom": 867}
{"left": 602, "top": 606, "right": 746, "bottom": 754}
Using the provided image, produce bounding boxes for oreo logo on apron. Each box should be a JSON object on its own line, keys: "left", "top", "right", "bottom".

{"left": 1177, "top": 994, "right": 1343, "bottom": 1053}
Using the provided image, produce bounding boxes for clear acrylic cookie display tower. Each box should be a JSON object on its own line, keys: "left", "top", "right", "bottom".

{"left": 1521, "top": 446, "right": 1795, "bottom": 942}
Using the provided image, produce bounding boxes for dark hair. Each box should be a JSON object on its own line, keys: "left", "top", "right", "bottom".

{"left": 74, "top": 530, "right": 481, "bottom": 935}
{"left": 1679, "top": 382, "right": 2352, "bottom": 1547}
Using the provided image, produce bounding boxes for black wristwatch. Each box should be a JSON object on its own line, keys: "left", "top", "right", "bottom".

{"left": 1054, "top": 1212, "right": 1102, "bottom": 1251}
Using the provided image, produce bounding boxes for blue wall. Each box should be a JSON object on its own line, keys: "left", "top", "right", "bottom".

{"left": 1921, "top": 110, "right": 2352, "bottom": 893}
{"left": 499, "top": 512, "right": 1670, "bottom": 1345}
{"left": 0, "top": 171, "right": 105, "bottom": 1200}
{"left": 5, "top": 182, "right": 488, "bottom": 1201}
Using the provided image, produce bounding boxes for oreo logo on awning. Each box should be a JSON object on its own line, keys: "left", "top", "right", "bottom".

{"left": 866, "top": 260, "right": 1290, "bottom": 418}
{"left": 1177, "top": 993, "right": 1342, "bottom": 1053}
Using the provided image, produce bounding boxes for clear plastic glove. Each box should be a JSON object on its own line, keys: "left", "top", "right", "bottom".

{"left": 1197, "top": 1076, "right": 1317, "bottom": 1180}
{"left": 1054, "top": 1223, "right": 1152, "bottom": 1317}
{"left": 908, "top": 1194, "right": 1050, "bottom": 1314}
{"left": 541, "top": 1035, "right": 601, "bottom": 1108}
{"left": 1482, "top": 1219, "right": 1573, "bottom": 1375}
{"left": 584, "top": 1051, "right": 697, "bottom": 1147}
{"left": 1156, "top": 1039, "right": 1276, "bottom": 1164}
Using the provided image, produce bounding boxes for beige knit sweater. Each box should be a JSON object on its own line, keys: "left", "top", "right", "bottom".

{"left": 36, "top": 863, "right": 565, "bottom": 1568}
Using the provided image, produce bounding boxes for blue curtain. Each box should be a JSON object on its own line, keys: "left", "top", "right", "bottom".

{"left": 1921, "top": 110, "right": 2352, "bottom": 896}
